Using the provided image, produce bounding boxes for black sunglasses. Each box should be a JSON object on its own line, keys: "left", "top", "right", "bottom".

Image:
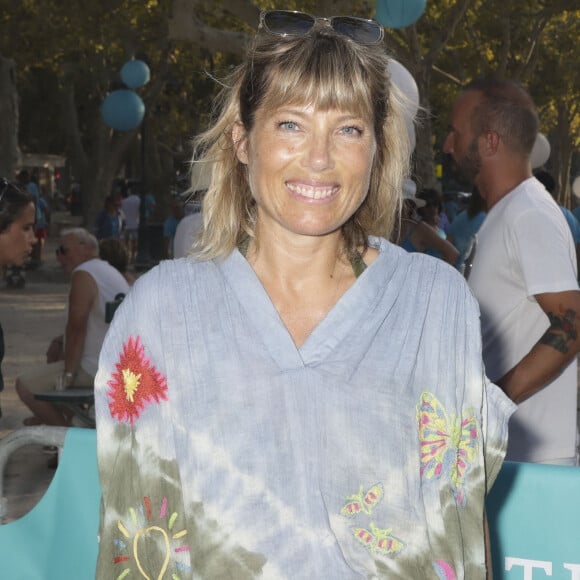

{"left": 56, "top": 241, "right": 84, "bottom": 256}
{"left": 259, "top": 10, "right": 384, "bottom": 45}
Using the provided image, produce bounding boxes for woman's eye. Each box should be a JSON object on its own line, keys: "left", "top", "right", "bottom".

{"left": 279, "top": 120, "right": 299, "bottom": 131}
{"left": 341, "top": 125, "right": 363, "bottom": 136}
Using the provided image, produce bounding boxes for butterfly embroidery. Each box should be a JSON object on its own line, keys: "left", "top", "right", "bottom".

{"left": 340, "top": 483, "right": 384, "bottom": 517}
{"left": 352, "top": 522, "right": 404, "bottom": 555}
{"left": 417, "top": 391, "right": 478, "bottom": 506}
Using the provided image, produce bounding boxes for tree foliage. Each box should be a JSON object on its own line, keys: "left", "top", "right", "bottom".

{"left": 0, "top": 0, "right": 578, "bottom": 227}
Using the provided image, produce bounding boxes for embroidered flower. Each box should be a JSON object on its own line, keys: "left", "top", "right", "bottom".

{"left": 433, "top": 560, "right": 457, "bottom": 579}
{"left": 107, "top": 336, "right": 168, "bottom": 424}
{"left": 114, "top": 496, "right": 190, "bottom": 579}
{"left": 417, "top": 391, "right": 478, "bottom": 507}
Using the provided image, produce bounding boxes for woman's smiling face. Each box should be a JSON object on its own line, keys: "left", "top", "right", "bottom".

{"left": 234, "top": 103, "right": 376, "bottom": 241}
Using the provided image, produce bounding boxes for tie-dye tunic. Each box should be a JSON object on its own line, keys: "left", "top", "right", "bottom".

{"left": 94, "top": 237, "right": 514, "bottom": 579}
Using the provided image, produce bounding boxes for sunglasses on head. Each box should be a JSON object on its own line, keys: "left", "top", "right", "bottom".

{"left": 0, "top": 178, "right": 28, "bottom": 207}
{"left": 259, "top": 10, "right": 384, "bottom": 45}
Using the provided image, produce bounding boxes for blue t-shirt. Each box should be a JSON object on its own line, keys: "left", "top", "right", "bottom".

{"left": 449, "top": 210, "right": 486, "bottom": 270}
{"left": 560, "top": 207, "right": 580, "bottom": 244}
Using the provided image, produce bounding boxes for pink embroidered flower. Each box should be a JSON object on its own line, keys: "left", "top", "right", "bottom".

{"left": 107, "top": 336, "right": 168, "bottom": 424}
{"left": 433, "top": 560, "right": 456, "bottom": 579}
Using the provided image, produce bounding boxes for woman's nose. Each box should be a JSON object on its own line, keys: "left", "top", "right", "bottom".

{"left": 301, "top": 133, "right": 334, "bottom": 171}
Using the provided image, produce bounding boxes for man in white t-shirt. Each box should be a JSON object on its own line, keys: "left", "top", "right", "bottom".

{"left": 443, "top": 78, "right": 580, "bottom": 465}
{"left": 15, "top": 228, "right": 130, "bottom": 426}
{"left": 121, "top": 189, "right": 141, "bottom": 263}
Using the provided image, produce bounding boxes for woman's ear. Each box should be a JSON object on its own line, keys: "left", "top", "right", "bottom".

{"left": 232, "top": 122, "right": 249, "bottom": 165}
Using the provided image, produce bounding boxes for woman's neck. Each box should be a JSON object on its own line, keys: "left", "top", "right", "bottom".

{"left": 241, "top": 233, "right": 356, "bottom": 347}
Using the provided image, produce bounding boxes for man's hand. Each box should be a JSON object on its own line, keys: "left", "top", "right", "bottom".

{"left": 46, "top": 336, "right": 64, "bottom": 363}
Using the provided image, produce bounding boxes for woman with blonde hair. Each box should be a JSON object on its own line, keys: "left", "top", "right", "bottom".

{"left": 95, "top": 11, "right": 513, "bottom": 578}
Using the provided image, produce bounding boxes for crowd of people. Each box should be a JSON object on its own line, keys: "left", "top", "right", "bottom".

{"left": 0, "top": 8, "right": 578, "bottom": 578}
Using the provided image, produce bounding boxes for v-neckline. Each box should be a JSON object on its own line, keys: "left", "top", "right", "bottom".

{"left": 218, "top": 238, "right": 395, "bottom": 369}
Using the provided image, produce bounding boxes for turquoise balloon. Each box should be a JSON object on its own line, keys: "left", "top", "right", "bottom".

{"left": 101, "top": 89, "right": 145, "bottom": 131}
{"left": 375, "top": 0, "right": 426, "bottom": 29}
{"left": 120, "top": 59, "right": 150, "bottom": 89}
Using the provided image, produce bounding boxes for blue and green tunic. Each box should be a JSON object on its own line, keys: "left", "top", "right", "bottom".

{"left": 94, "top": 237, "right": 514, "bottom": 579}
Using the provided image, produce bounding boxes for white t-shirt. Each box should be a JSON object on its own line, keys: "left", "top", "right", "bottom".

{"left": 173, "top": 212, "right": 203, "bottom": 259}
{"left": 121, "top": 194, "right": 141, "bottom": 230}
{"left": 468, "top": 177, "right": 578, "bottom": 463}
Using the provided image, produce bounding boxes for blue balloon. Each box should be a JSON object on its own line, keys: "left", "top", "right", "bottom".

{"left": 120, "top": 59, "right": 150, "bottom": 89}
{"left": 101, "top": 90, "right": 145, "bottom": 131}
{"left": 375, "top": 0, "right": 426, "bottom": 29}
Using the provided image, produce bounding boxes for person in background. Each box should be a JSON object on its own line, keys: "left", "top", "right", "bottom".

{"left": 121, "top": 186, "right": 141, "bottom": 264}
{"left": 162, "top": 198, "right": 184, "bottom": 258}
{"left": 95, "top": 11, "right": 513, "bottom": 577}
{"left": 444, "top": 194, "right": 459, "bottom": 223}
{"left": 444, "top": 77, "right": 580, "bottom": 465}
{"left": 417, "top": 188, "right": 449, "bottom": 239}
{"left": 535, "top": 169, "right": 580, "bottom": 280}
{"left": 447, "top": 189, "right": 486, "bottom": 272}
{"left": 16, "top": 228, "right": 130, "bottom": 427}
{"left": 0, "top": 178, "right": 36, "bottom": 416}
{"left": 99, "top": 237, "right": 136, "bottom": 286}
{"left": 16, "top": 169, "right": 43, "bottom": 268}
{"left": 95, "top": 194, "right": 123, "bottom": 240}
{"left": 397, "top": 184, "right": 460, "bottom": 265}
{"left": 144, "top": 191, "right": 156, "bottom": 223}
{"left": 32, "top": 185, "right": 50, "bottom": 265}
{"left": 173, "top": 210, "right": 203, "bottom": 259}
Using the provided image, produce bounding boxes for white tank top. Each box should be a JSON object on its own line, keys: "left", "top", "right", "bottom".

{"left": 69, "top": 258, "right": 130, "bottom": 376}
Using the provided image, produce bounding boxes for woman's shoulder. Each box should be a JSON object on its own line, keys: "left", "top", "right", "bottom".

{"left": 376, "top": 236, "right": 470, "bottom": 293}
{"left": 132, "top": 256, "right": 216, "bottom": 292}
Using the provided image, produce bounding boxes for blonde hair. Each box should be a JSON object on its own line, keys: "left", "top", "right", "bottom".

{"left": 190, "top": 23, "right": 411, "bottom": 260}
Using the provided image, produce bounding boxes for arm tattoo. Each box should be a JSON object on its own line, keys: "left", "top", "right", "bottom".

{"left": 539, "top": 309, "right": 578, "bottom": 354}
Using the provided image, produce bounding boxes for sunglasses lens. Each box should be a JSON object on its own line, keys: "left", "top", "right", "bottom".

{"left": 331, "top": 17, "right": 383, "bottom": 44}
{"left": 263, "top": 11, "right": 315, "bottom": 35}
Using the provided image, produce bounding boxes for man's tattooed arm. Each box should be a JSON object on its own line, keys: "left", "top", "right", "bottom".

{"left": 539, "top": 309, "right": 578, "bottom": 354}
{"left": 497, "top": 292, "right": 580, "bottom": 404}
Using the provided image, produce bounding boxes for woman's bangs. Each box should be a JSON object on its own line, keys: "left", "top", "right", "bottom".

{"left": 261, "top": 45, "right": 374, "bottom": 119}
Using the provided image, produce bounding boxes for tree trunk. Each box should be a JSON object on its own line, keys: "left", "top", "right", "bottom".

{"left": 0, "top": 55, "right": 19, "bottom": 179}
{"left": 551, "top": 105, "right": 574, "bottom": 208}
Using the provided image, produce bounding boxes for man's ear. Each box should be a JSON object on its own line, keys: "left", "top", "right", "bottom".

{"left": 232, "top": 122, "right": 249, "bottom": 165}
{"left": 482, "top": 130, "right": 500, "bottom": 156}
